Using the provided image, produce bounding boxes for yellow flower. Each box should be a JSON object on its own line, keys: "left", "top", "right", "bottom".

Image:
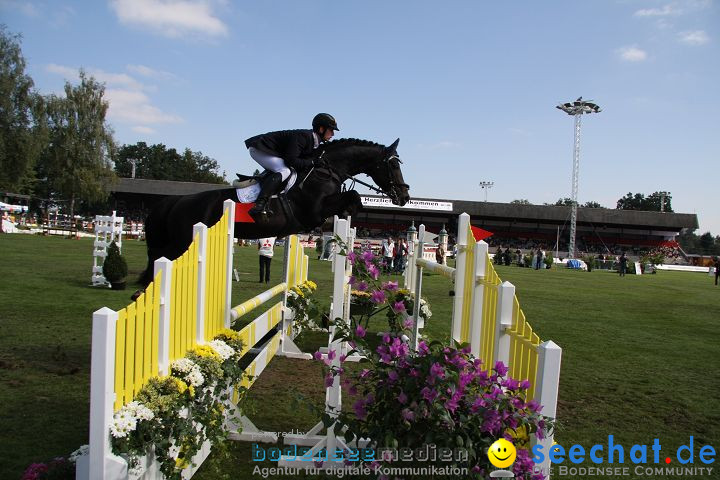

{"left": 306, "top": 280, "right": 317, "bottom": 290}
{"left": 172, "top": 377, "right": 188, "bottom": 394}
{"left": 192, "top": 345, "right": 221, "bottom": 360}
{"left": 505, "top": 425, "right": 530, "bottom": 448}
{"left": 216, "top": 328, "right": 241, "bottom": 342}
{"left": 351, "top": 290, "right": 371, "bottom": 298}
{"left": 188, "top": 385, "right": 195, "bottom": 397}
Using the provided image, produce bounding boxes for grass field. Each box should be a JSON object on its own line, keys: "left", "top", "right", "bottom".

{"left": 1, "top": 233, "right": 718, "bottom": 479}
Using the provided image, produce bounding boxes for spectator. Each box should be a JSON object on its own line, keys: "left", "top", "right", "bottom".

{"left": 258, "top": 237, "right": 276, "bottom": 284}
{"left": 618, "top": 252, "right": 627, "bottom": 277}
{"left": 504, "top": 247, "right": 511, "bottom": 266}
{"left": 714, "top": 257, "right": 719, "bottom": 286}
{"left": 394, "top": 238, "right": 408, "bottom": 273}
{"left": 382, "top": 237, "right": 394, "bottom": 273}
{"left": 315, "top": 237, "right": 324, "bottom": 260}
{"left": 436, "top": 243, "right": 446, "bottom": 265}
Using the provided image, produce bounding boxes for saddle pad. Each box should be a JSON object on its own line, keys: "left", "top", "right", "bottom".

{"left": 234, "top": 171, "right": 297, "bottom": 204}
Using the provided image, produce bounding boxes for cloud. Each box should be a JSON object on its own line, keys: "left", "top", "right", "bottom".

{"left": 44, "top": 63, "right": 183, "bottom": 127}
{"left": 617, "top": 46, "right": 648, "bottom": 62}
{"left": 0, "top": 0, "right": 40, "bottom": 16}
{"left": 678, "top": 30, "right": 709, "bottom": 45}
{"left": 109, "top": 0, "right": 228, "bottom": 38}
{"left": 127, "top": 64, "right": 178, "bottom": 80}
{"left": 105, "top": 88, "right": 183, "bottom": 125}
{"left": 634, "top": 5, "right": 678, "bottom": 17}
{"left": 132, "top": 126, "right": 156, "bottom": 134}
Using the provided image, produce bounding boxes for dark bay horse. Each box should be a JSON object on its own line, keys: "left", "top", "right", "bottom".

{"left": 138, "top": 138, "right": 410, "bottom": 286}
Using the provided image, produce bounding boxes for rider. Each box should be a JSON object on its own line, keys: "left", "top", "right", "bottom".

{"left": 244, "top": 113, "right": 339, "bottom": 217}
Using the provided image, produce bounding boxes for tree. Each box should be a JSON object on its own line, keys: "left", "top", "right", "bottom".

{"left": 582, "top": 201, "right": 604, "bottom": 208}
{"left": 115, "top": 142, "right": 225, "bottom": 183}
{"left": 616, "top": 191, "right": 673, "bottom": 212}
{"left": 510, "top": 199, "right": 532, "bottom": 205}
{"left": 38, "top": 71, "right": 116, "bottom": 219}
{"left": 0, "top": 26, "right": 45, "bottom": 192}
{"left": 554, "top": 198, "right": 574, "bottom": 206}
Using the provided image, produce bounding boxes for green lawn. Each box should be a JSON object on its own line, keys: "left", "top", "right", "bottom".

{"left": 0, "top": 233, "right": 718, "bottom": 479}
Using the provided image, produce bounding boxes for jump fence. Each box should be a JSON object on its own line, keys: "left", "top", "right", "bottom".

{"left": 77, "top": 199, "right": 310, "bottom": 479}
{"left": 404, "top": 212, "right": 562, "bottom": 478}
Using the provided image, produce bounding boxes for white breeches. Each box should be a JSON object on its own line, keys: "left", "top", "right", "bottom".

{"left": 248, "top": 147, "right": 291, "bottom": 181}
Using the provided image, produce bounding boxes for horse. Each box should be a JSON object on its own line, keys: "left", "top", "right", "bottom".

{"left": 137, "top": 138, "right": 410, "bottom": 287}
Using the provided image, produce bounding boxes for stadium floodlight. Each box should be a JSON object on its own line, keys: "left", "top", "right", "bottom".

{"left": 556, "top": 97, "right": 601, "bottom": 259}
{"left": 479, "top": 181, "right": 494, "bottom": 202}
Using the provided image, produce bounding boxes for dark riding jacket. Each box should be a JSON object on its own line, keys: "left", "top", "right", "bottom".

{"left": 245, "top": 129, "right": 317, "bottom": 170}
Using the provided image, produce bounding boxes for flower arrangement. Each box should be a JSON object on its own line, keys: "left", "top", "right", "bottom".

{"left": 323, "top": 324, "right": 553, "bottom": 480}
{"left": 316, "top": 238, "right": 552, "bottom": 479}
{"left": 21, "top": 445, "right": 88, "bottom": 480}
{"left": 109, "top": 328, "right": 247, "bottom": 480}
{"left": 286, "top": 280, "right": 323, "bottom": 334}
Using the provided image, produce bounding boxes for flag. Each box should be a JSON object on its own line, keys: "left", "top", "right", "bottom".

{"left": 470, "top": 225, "right": 493, "bottom": 241}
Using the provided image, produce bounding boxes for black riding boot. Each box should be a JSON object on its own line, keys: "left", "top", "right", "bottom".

{"left": 249, "top": 172, "right": 283, "bottom": 217}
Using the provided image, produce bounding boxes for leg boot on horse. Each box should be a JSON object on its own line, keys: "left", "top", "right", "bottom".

{"left": 249, "top": 172, "right": 283, "bottom": 217}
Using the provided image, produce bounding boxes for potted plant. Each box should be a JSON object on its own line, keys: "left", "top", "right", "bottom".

{"left": 103, "top": 241, "right": 128, "bottom": 290}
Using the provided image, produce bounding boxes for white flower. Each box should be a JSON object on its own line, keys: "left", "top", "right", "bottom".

{"left": 167, "top": 443, "right": 181, "bottom": 459}
{"left": 171, "top": 358, "right": 198, "bottom": 374}
{"left": 185, "top": 369, "right": 205, "bottom": 387}
{"left": 172, "top": 357, "right": 205, "bottom": 386}
{"left": 209, "top": 340, "right": 235, "bottom": 360}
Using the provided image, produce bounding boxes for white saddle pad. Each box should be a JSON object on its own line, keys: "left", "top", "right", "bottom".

{"left": 235, "top": 171, "right": 297, "bottom": 203}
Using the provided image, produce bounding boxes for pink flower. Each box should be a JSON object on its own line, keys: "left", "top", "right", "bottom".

{"left": 368, "top": 264, "right": 380, "bottom": 280}
{"left": 392, "top": 301, "right": 407, "bottom": 313}
{"left": 402, "top": 316, "right": 414, "bottom": 329}
{"left": 382, "top": 281, "right": 399, "bottom": 291}
{"left": 324, "top": 373, "right": 334, "bottom": 387}
{"left": 495, "top": 361, "right": 509, "bottom": 376}
{"left": 421, "top": 387, "right": 438, "bottom": 403}
{"left": 347, "top": 251, "right": 357, "bottom": 263}
{"left": 361, "top": 250, "right": 374, "bottom": 262}
{"left": 313, "top": 351, "right": 323, "bottom": 361}
{"left": 356, "top": 281, "right": 368, "bottom": 291}
{"left": 401, "top": 408, "right": 415, "bottom": 422}
{"left": 519, "top": 379, "right": 531, "bottom": 390}
{"left": 355, "top": 325, "right": 366, "bottom": 338}
{"left": 387, "top": 370, "right": 399, "bottom": 383}
{"left": 418, "top": 341, "right": 430, "bottom": 356}
{"left": 370, "top": 290, "right": 386, "bottom": 304}
{"left": 398, "top": 390, "right": 408, "bottom": 404}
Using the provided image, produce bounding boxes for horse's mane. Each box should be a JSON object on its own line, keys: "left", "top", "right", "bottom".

{"left": 321, "top": 138, "right": 385, "bottom": 152}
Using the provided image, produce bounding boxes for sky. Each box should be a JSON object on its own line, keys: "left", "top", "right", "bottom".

{"left": 2, "top": 0, "right": 719, "bottom": 234}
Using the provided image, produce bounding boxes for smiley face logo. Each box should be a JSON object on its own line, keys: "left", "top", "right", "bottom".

{"left": 488, "top": 438, "right": 517, "bottom": 469}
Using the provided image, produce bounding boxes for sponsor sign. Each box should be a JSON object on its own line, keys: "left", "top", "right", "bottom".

{"left": 360, "top": 196, "right": 453, "bottom": 212}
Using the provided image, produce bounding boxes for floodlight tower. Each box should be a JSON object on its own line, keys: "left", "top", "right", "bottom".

{"left": 479, "top": 181, "right": 494, "bottom": 202}
{"left": 556, "top": 97, "right": 601, "bottom": 259}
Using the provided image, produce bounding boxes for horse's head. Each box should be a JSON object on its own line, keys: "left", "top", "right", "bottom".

{"left": 368, "top": 139, "right": 410, "bottom": 206}
{"left": 320, "top": 138, "right": 411, "bottom": 206}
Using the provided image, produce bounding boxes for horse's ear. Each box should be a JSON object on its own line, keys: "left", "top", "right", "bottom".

{"left": 386, "top": 138, "right": 400, "bottom": 154}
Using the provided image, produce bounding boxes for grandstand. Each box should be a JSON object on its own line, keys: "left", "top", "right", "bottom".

{"left": 107, "top": 178, "right": 698, "bottom": 259}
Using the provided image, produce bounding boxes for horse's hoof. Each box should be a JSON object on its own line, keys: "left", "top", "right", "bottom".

{"left": 130, "top": 289, "right": 144, "bottom": 302}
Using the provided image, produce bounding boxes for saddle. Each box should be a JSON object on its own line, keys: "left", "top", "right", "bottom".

{"left": 232, "top": 170, "right": 296, "bottom": 193}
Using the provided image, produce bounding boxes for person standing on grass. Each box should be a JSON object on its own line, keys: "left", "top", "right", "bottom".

{"left": 258, "top": 237, "right": 276, "bottom": 284}
{"left": 618, "top": 252, "right": 628, "bottom": 277}
{"left": 714, "top": 256, "right": 719, "bottom": 286}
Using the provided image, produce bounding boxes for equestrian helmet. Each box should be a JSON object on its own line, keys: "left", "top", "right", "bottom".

{"left": 312, "top": 113, "right": 339, "bottom": 131}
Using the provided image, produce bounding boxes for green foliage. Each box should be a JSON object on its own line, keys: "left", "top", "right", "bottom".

{"left": 543, "top": 251, "right": 554, "bottom": 269}
{"left": 36, "top": 71, "right": 116, "bottom": 218}
{"left": 582, "top": 201, "right": 603, "bottom": 208}
{"left": 0, "top": 26, "right": 45, "bottom": 192}
{"left": 285, "top": 280, "right": 322, "bottom": 334}
{"left": 510, "top": 199, "right": 532, "bottom": 205}
{"left": 102, "top": 241, "right": 128, "bottom": 282}
{"left": 115, "top": 142, "right": 225, "bottom": 183}
{"left": 616, "top": 191, "right": 673, "bottom": 212}
{"left": 582, "top": 255, "right": 596, "bottom": 272}
{"left": 111, "top": 332, "right": 247, "bottom": 480}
